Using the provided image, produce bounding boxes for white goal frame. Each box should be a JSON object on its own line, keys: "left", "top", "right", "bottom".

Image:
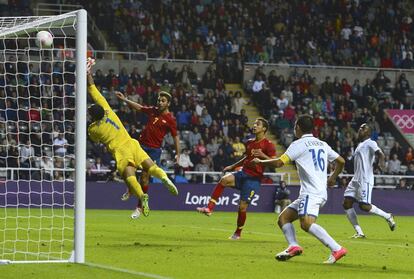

{"left": 0, "top": 9, "right": 87, "bottom": 264}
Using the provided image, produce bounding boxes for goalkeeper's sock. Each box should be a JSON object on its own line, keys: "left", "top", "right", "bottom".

{"left": 136, "top": 184, "right": 149, "bottom": 208}
{"left": 207, "top": 183, "right": 225, "bottom": 211}
{"left": 147, "top": 165, "right": 168, "bottom": 180}
{"left": 137, "top": 185, "right": 149, "bottom": 208}
{"left": 125, "top": 176, "right": 144, "bottom": 198}
{"left": 235, "top": 209, "right": 246, "bottom": 235}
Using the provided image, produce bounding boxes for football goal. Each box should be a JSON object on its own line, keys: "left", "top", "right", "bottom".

{"left": 0, "top": 9, "right": 87, "bottom": 264}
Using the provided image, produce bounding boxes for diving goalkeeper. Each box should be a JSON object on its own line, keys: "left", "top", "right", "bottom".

{"left": 86, "top": 58, "right": 178, "bottom": 216}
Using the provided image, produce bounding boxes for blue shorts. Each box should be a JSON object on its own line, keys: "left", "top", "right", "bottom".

{"left": 141, "top": 144, "right": 162, "bottom": 165}
{"left": 233, "top": 170, "right": 261, "bottom": 204}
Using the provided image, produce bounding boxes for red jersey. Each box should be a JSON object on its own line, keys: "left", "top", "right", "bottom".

{"left": 242, "top": 138, "right": 276, "bottom": 177}
{"left": 139, "top": 106, "right": 178, "bottom": 148}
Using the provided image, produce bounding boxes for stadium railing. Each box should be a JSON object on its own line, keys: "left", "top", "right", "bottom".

{"left": 3, "top": 168, "right": 414, "bottom": 189}
{"left": 244, "top": 62, "right": 414, "bottom": 87}
{"left": 82, "top": 49, "right": 414, "bottom": 92}
{"left": 0, "top": 168, "right": 288, "bottom": 185}
{"left": 93, "top": 50, "right": 148, "bottom": 60}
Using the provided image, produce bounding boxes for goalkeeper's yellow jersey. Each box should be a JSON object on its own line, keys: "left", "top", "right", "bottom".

{"left": 87, "top": 84, "right": 131, "bottom": 154}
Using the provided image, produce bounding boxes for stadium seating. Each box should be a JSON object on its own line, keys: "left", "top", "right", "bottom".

{"left": 1, "top": 1, "right": 413, "bottom": 188}
{"left": 67, "top": 0, "right": 413, "bottom": 70}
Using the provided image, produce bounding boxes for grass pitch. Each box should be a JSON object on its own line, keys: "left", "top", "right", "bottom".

{"left": 1, "top": 210, "right": 413, "bottom": 279}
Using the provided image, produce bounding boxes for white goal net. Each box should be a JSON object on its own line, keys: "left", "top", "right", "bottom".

{"left": 0, "top": 10, "right": 87, "bottom": 264}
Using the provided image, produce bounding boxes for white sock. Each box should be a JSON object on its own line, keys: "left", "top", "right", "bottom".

{"left": 369, "top": 204, "right": 391, "bottom": 220}
{"left": 345, "top": 208, "right": 364, "bottom": 235}
{"left": 308, "top": 223, "right": 341, "bottom": 252}
{"left": 281, "top": 223, "right": 299, "bottom": 247}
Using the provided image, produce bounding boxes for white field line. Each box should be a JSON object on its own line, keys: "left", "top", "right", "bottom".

{"left": 1, "top": 248, "right": 173, "bottom": 278}
{"left": 84, "top": 262, "right": 173, "bottom": 279}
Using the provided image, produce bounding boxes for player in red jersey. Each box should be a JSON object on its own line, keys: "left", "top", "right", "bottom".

{"left": 197, "top": 118, "right": 276, "bottom": 239}
{"left": 115, "top": 90, "right": 180, "bottom": 218}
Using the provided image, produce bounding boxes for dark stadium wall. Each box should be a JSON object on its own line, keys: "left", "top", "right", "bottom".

{"left": 83, "top": 182, "right": 414, "bottom": 216}
{"left": 2, "top": 182, "right": 411, "bottom": 215}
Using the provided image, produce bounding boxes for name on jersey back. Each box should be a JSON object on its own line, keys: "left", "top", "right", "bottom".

{"left": 304, "top": 140, "right": 323, "bottom": 147}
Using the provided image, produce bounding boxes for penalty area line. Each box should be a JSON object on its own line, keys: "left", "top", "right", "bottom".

{"left": 84, "top": 262, "right": 173, "bottom": 279}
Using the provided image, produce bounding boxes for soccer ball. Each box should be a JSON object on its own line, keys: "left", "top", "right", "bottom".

{"left": 36, "top": 31, "right": 53, "bottom": 48}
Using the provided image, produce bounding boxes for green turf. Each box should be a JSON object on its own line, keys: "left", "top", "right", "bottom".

{"left": 1, "top": 210, "right": 414, "bottom": 278}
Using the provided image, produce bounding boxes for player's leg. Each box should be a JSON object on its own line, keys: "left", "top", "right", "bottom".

{"left": 140, "top": 171, "right": 150, "bottom": 194}
{"left": 130, "top": 139, "right": 177, "bottom": 195}
{"left": 129, "top": 171, "right": 150, "bottom": 219}
{"left": 358, "top": 182, "right": 395, "bottom": 231}
{"left": 275, "top": 206, "right": 302, "bottom": 261}
{"left": 141, "top": 158, "right": 178, "bottom": 195}
{"left": 121, "top": 172, "right": 149, "bottom": 202}
{"left": 140, "top": 145, "right": 162, "bottom": 195}
{"left": 197, "top": 172, "right": 236, "bottom": 216}
{"left": 122, "top": 164, "right": 150, "bottom": 217}
{"left": 229, "top": 201, "right": 248, "bottom": 240}
{"left": 298, "top": 196, "right": 346, "bottom": 264}
{"left": 229, "top": 176, "right": 259, "bottom": 239}
{"left": 343, "top": 197, "right": 365, "bottom": 237}
{"left": 343, "top": 181, "right": 365, "bottom": 237}
{"left": 131, "top": 146, "right": 161, "bottom": 213}
{"left": 359, "top": 202, "right": 396, "bottom": 231}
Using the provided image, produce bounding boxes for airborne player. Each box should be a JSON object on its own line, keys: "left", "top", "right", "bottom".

{"left": 115, "top": 89, "right": 180, "bottom": 219}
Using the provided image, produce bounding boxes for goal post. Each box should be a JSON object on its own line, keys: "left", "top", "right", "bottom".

{"left": 0, "top": 9, "right": 87, "bottom": 264}
{"left": 74, "top": 9, "right": 87, "bottom": 264}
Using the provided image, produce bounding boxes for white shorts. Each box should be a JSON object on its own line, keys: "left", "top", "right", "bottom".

{"left": 344, "top": 180, "right": 373, "bottom": 204}
{"left": 287, "top": 195, "right": 326, "bottom": 217}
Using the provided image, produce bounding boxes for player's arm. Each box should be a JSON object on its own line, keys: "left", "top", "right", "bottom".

{"left": 115, "top": 91, "right": 144, "bottom": 112}
{"left": 173, "top": 135, "right": 180, "bottom": 164}
{"left": 251, "top": 148, "right": 275, "bottom": 160}
{"left": 327, "top": 155, "right": 345, "bottom": 187}
{"left": 87, "top": 72, "right": 111, "bottom": 111}
{"left": 376, "top": 149, "right": 386, "bottom": 172}
{"left": 223, "top": 156, "right": 247, "bottom": 172}
{"left": 252, "top": 153, "right": 290, "bottom": 168}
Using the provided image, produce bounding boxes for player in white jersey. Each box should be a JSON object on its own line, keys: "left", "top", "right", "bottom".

{"left": 343, "top": 123, "right": 396, "bottom": 238}
{"left": 253, "top": 115, "right": 347, "bottom": 264}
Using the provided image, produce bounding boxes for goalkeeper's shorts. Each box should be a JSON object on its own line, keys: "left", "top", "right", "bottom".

{"left": 114, "top": 139, "right": 150, "bottom": 176}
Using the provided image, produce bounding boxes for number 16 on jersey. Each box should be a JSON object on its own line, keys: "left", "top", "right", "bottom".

{"left": 309, "top": 149, "right": 325, "bottom": 171}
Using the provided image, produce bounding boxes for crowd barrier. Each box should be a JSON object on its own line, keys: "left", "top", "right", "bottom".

{"left": 1, "top": 181, "right": 412, "bottom": 215}
{"left": 85, "top": 182, "right": 414, "bottom": 216}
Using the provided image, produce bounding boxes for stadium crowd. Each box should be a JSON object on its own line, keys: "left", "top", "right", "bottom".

{"left": 1, "top": 57, "right": 414, "bottom": 189}
{"left": 1, "top": 0, "right": 413, "bottom": 190}
{"left": 62, "top": 0, "right": 414, "bottom": 73}
{"left": 248, "top": 65, "right": 414, "bottom": 189}
{"left": 0, "top": 54, "right": 76, "bottom": 181}
{"left": 71, "top": 62, "right": 414, "bottom": 188}
{"left": 86, "top": 63, "right": 252, "bottom": 183}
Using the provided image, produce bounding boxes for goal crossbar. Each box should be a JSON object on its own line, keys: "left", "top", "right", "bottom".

{"left": 0, "top": 11, "right": 78, "bottom": 38}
